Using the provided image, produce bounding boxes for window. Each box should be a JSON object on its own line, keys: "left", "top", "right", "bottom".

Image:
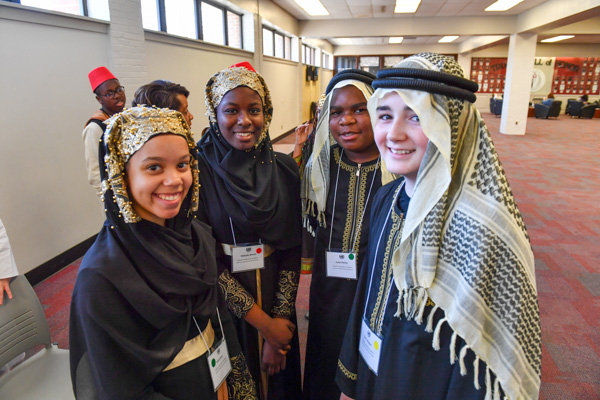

{"left": 262, "top": 26, "right": 292, "bottom": 60}
{"left": 263, "top": 28, "right": 274, "bottom": 57}
{"left": 9, "top": 0, "right": 109, "bottom": 20}
{"left": 335, "top": 56, "right": 357, "bottom": 73}
{"left": 384, "top": 56, "right": 404, "bottom": 67}
{"left": 302, "top": 44, "right": 316, "bottom": 65}
{"left": 165, "top": 0, "right": 196, "bottom": 39}
{"left": 201, "top": 1, "right": 225, "bottom": 45}
{"left": 140, "top": 0, "right": 244, "bottom": 49}
{"left": 323, "top": 52, "right": 333, "bottom": 70}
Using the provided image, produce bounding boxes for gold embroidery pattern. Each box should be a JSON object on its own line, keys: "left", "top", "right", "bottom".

{"left": 332, "top": 147, "right": 379, "bottom": 254}
{"left": 102, "top": 106, "right": 199, "bottom": 223}
{"left": 271, "top": 271, "right": 300, "bottom": 318}
{"left": 370, "top": 185, "right": 405, "bottom": 334}
{"left": 337, "top": 359, "right": 357, "bottom": 381}
{"left": 218, "top": 270, "right": 255, "bottom": 319}
{"left": 227, "top": 352, "right": 258, "bottom": 399}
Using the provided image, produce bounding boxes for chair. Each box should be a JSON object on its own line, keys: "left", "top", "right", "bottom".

{"left": 534, "top": 100, "right": 562, "bottom": 119}
{"left": 0, "top": 275, "right": 74, "bottom": 399}
{"left": 565, "top": 99, "right": 578, "bottom": 115}
{"left": 581, "top": 104, "right": 596, "bottom": 119}
{"left": 489, "top": 98, "right": 502, "bottom": 116}
{"left": 569, "top": 102, "right": 584, "bottom": 117}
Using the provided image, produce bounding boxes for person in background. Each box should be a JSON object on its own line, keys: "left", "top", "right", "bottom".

{"left": 0, "top": 218, "right": 18, "bottom": 305}
{"left": 132, "top": 80, "right": 194, "bottom": 128}
{"left": 299, "top": 69, "right": 393, "bottom": 400}
{"left": 336, "top": 53, "right": 541, "bottom": 400}
{"left": 69, "top": 106, "right": 256, "bottom": 399}
{"left": 578, "top": 94, "right": 588, "bottom": 104}
{"left": 196, "top": 62, "right": 302, "bottom": 400}
{"left": 82, "top": 66, "right": 126, "bottom": 195}
{"left": 542, "top": 92, "right": 555, "bottom": 106}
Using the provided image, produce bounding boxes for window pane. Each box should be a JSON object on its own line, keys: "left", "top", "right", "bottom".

{"left": 227, "top": 11, "right": 241, "bottom": 49}
{"left": 21, "top": 0, "right": 81, "bottom": 15}
{"left": 274, "top": 33, "right": 284, "bottom": 59}
{"left": 359, "top": 56, "right": 379, "bottom": 67}
{"left": 201, "top": 2, "right": 225, "bottom": 45}
{"left": 87, "top": 0, "right": 109, "bottom": 21}
{"left": 165, "top": 0, "right": 196, "bottom": 39}
{"left": 335, "top": 56, "right": 357, "bottom": 72}
{"left": 141, "top": 0, "right": 159, "bottom": 30}
{"left": 263, "top": 28, "right": 274, "bottom": 56}
{"left": 284, "top": 36, "right": 291, "bottom": 60}
{"left": 384, "top": 56, "right": 404, "bottom": 67}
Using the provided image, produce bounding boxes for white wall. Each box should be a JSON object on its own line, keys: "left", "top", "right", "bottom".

{"left": 0, "top": 8, "right": 108, "bottom": 274}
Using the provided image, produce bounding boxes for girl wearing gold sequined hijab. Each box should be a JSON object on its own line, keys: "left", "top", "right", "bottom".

{"left": 197, "top": 63, "right": 302, "bottom": 399}
{"left": 69, "top": 106, "right": 256, "bottom": 400}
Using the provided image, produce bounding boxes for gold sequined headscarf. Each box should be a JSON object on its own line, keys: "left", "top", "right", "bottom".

{"left": 102, "top": 106, "right": 200, "bottom": 223}
{"left": 204, "top": 66, "right": 273, "bottom": 146}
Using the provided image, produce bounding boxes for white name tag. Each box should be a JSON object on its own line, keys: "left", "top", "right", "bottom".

{"left": 207, "top": 338, "right": 232, "bottom": 392}
{"left": 359, "top": 318, "right": 383, "bottom": 375}
{"left": 231, "top": 244, "right": 264, "bottom": 273}
{"left": 326, "top": 251, "right": 357, "bottom": 279}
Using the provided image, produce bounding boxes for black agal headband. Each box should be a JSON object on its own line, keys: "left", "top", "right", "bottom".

{"left": 373, "top": 68, "right": 479, "bottom": 103}
{"left": 326, "top": 69, "right": 376, "bottom": 95}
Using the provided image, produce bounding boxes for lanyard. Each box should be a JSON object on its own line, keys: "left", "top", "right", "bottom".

{"left": 363, "top": 181, "right": 405, "bottom": 320}
{"left": 328, "top": 149, "right": 380, "bottom": 252}
{"left": 228, "top": 216, "right": 261, "bottom": 246}
{"left": 194, "top": 307, "right": 226, "bottom": 354}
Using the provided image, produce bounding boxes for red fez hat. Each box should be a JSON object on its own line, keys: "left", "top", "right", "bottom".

{"left": 88, "top": 66, "right": 117, "bottom": 92}
{"left": 229, "top": 62, "right": 256, "bottom": 72}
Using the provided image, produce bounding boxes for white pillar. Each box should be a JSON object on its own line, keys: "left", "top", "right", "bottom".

{"left": 500, "top": 32, "right": 537, "bottom": 135}
{"left": 107, "top": 0, "right": 148, "bottom": 102}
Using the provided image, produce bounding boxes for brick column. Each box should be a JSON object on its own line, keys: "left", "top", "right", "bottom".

{"left": 107, "top": 0, "right": 148, "bottom": 103}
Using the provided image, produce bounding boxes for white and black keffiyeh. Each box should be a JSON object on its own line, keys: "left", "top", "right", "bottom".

{"left": 369, "top": 53, "right": 541, "bottom": 400}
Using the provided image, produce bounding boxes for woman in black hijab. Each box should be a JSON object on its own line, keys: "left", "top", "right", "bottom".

{"left": 196, "top": 63, "right": 302, "bottom": 399}
{"left": 69, "top": 106, "right": 256, "bottom": 399}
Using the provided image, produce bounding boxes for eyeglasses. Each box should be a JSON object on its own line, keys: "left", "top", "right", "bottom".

{"left": 100, "top": 86, "right": 125, "bottom": 99}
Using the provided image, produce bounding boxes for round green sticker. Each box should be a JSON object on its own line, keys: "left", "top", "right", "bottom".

{"left": 348, "top": 254, "right": 355, "bottom": 260}
{"left": 211, "top": 359, "right": 216, "bottom": 367}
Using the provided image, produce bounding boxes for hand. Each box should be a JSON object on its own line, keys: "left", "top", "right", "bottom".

{"left": 340, "top": 393, "right": 354, "bottom": 400}
{"left": 261, "top": 317, "right": 295, "bottom": 353}
{"left": 0, "top": 278, "right": 12, "bottom": 305}
{"left": 293, "top": 121, "right": 313, "bottom": 158}
{"left": 261, "top": 340, "right": 286, "bottom": 376}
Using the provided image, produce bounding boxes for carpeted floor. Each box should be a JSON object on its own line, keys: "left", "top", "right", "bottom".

{"left": 32, "top": 112, "right": 599, "bottom": 399}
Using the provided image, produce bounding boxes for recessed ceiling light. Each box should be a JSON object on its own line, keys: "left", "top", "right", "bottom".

{"left": 294, "top": 0, "right": 329, "bottom": 16}
{"left": 485, "top": 0, "right": 524, "bottom": 12}
{"left": 439, "top": 36, "right": 459, "bottom": 43}
{"left": 395, "top": 0, "right": 421, "bottom": 13}
{"left": 541, "top": 35, "right": 575, "bottom": 43}
{"left": 389, "top": 37, "right": 404, "bottom": 44}
{"left": 337, "top": 38, "right": 354, "bottom": 45}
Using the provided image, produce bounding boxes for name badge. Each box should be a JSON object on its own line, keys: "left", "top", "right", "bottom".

{"left": 359, "top": 318, "right": 383, "bottom": 375}
{"left": 326, "top": 250, "right": 357, "bottom": 279}
{"left": 207, "top": 338, "right": 232, "bottom": 392}
{"left": 231, "top": 243, "right": 264, "bottom": 273}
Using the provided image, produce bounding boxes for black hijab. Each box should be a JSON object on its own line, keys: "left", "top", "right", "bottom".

{"left": 197, "top": 65, "right": 300, "bottom": 249}
{"left": 70, "top": 106, "right": 219, "bottom": 399}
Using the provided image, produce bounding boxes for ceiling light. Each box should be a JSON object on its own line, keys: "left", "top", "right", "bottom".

{"left": 439, "top": 36, "right": 459, "bottom": 43}
{"left": 389, "top": 37, "right": 404, "bottom": 44}
{"left": 294, "top": 0, "right": 329, "bottom": 16}
{"left": 394, "top": 0, "right": 421, "bottom": 13}
{"left": 485, "top": 0, "right": 524, "bottom": 12}
{"left": 541, "top": 35, "right": 575, "bottom": 43}
{"left": 337, "top": 38, "right": 354, "bottom": 45}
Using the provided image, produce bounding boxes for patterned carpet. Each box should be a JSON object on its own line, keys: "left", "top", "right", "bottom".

{"left": 32, "top": 112, "right": 599, "bottom": 399}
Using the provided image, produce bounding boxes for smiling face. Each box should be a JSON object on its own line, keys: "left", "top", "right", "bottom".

{"left": 374, "top": 91, "right": 429, "bottom": 195}
{"left": 125, "top": 134, "right": 192, "bottom": 226}
{"left": 95, "top": 79, "right": 126, "bottom": 115}
{"left": 216, "top": 86, "right": 264, "bottom": 151}
{"left": 329, "top": 85, "right": 379, "bottom": 163}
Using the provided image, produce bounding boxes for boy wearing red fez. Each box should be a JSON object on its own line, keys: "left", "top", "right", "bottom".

{"left": 83, "top": 66, "right": 126, "bottom": 195}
